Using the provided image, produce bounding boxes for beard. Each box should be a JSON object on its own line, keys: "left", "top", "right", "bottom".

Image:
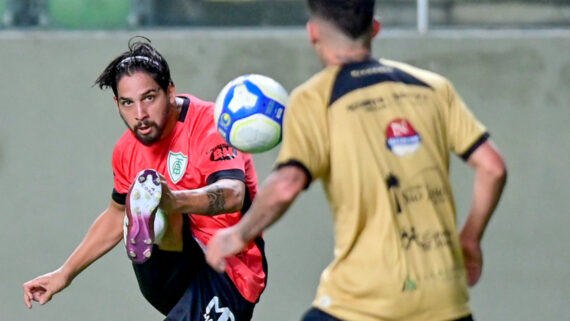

{"left": 119, "top": 116, "right": 164, "bottom": 146}
{"left": 119, "top": 103, "right": 173, "bottom": 146}
{"left": 134, "top": 120, "right": 162, "bottom": 145}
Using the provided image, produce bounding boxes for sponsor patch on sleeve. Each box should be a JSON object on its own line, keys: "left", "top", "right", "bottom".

{"left": 209, "top": 144, "right": 238, "bottom": 161}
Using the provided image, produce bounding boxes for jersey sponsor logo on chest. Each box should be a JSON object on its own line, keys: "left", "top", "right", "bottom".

{"left": 168, "top": 151, "right": 188, "bottom": 184}
{"left": 386, "top": 118, "right": 422, "bottom": 156}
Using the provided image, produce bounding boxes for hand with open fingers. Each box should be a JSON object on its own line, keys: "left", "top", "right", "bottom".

{"left": 23, "top": 269, "right": 70, "bottom": 309}
{"left": 460, "top": 237, "right": 483, "bottom": 287}
{"left": 206, "top": 227, "right": 247, "bottom": 273}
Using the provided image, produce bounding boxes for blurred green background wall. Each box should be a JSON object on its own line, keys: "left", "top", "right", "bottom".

{"left": 1, "top": 29, "right": 569, "bottom": 320}
{"left": 2, "top": 0, "right": 570, "bottom": 29}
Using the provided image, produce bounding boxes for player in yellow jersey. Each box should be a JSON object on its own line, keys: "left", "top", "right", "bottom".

{"left": 206, "top": 1, "right": 507, "bottom": 320}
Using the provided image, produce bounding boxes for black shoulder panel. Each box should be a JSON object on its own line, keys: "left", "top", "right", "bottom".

{"left": 330, "top": 60, "right": 432, "bottom": 106}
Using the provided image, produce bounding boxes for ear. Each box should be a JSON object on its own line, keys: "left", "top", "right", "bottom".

{"left": 167, "top": 83, "right": 177, "bottom": 105}
{"left": 113, "top": 96, "right": 119, "bottom": 106}
{"left": 372, "top": 18, "right": 381, "bottom": 38}
{"left": 306, "top": 21, "right": 318, "bottom": 45}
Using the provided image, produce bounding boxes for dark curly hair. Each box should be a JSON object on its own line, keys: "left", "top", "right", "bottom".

{"left": 94, "top": 36, "right": 173, "bottom": 97}
{"left": 307, "top": 0, "right": 375, "bottom": 40}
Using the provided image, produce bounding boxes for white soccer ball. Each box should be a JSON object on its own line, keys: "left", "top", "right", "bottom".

{"left": 214, "top": 74, "right": 288, "bottom": 153}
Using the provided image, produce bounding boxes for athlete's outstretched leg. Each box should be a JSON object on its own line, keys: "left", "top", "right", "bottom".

{"left": 124, "top": 168, "right": 186, "bottom": 264}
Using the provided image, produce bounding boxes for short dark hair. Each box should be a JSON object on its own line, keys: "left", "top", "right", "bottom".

{"left": 307, "top": 0, "right": 375, "bottom": 39}
{"left": 95, "top": 36, "right": 173, "bottom": 97}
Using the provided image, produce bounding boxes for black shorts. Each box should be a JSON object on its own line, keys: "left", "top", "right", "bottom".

{"left": 301, "top": 308, "right": 474, "bottom": 321}
{"left": 132, "top": 216, "right": 255, "bottom": 321}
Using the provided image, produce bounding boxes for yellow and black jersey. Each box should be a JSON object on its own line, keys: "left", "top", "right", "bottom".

{"left": 276, "top": 59, "right": 488, "bottom": 321}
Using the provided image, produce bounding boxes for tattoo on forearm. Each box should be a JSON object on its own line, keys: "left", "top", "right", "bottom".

{"left": 207, "top": 187, "right": 226, "bottom": 213}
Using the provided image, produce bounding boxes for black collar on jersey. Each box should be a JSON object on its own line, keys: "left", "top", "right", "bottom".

{"left": 330, "top": 59, "right": 432, "bottom": 106}
{"left": 177, "top": 96, "right": 190, "bottom": 122}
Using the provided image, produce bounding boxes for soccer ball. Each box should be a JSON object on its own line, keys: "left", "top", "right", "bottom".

{"left": 214, "top": 74, "right": 288, "bottom": 153}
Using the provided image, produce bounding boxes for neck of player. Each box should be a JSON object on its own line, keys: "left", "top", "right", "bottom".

{"left": 312, "top": 19, "right": 373, "bottom": 67}
{"left": 160, "top": 102, "right": 181, "bottom": 140}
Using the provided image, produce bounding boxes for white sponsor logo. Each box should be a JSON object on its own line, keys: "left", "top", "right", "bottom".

{"left": 319, "top": 295, "right": 332, "bottom": 308}
{"left": 350, "top": 65, "right": 393, "bottom": 78}
{"left": 390, "top": 120, "right": 412, "bottom": 136}
{"left": 204, "top": 296, "right": 235, "bottom": 321}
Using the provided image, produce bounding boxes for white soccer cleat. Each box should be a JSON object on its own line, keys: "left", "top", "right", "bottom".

{"left": 124, "top": 169, "right": 162, "bottom": 264}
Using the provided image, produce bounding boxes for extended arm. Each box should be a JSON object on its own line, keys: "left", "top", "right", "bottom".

{"left": 23, "top": 200, "right": 125, "bottom": 308}
{"left": 159, "top": 178, "right": 247, "bottom": 215}
{"left": 461, "top": 140, "right": 507, "bottom": 286}
{"left": 206, "top": 165, "right": 308, "bottom": 272}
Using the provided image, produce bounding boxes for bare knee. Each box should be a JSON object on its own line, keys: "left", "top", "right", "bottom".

{"left": 156, "top": 213, "right": 184, "bottom": 252}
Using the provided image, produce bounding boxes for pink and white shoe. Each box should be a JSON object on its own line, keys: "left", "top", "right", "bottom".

{"left": 125, "top": 169, "right": 162, "bottom": 264}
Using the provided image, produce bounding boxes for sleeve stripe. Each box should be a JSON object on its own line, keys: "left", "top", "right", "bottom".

{"left": 275, "top": 159, "right": 313, "bottom": 190}
{"left": 206, "top": 169, "right": 246, "bottom": 185}
{"left": 460, "top": 132, "right": 490, "bottom": 161}
{"left": 112, "top": 188, "right": 127, "bottom": 205}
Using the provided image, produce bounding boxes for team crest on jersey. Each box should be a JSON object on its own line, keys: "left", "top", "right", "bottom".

{"left": 167, "top": 151, "right": 188, "bottom": 183}
{"left": 386, "top": 119, "right": 422, "bottom": 156}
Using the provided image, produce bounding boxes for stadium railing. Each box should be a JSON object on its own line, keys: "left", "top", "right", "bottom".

{"left": 1, "top": 0, "right": 569, "bottom": 30}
